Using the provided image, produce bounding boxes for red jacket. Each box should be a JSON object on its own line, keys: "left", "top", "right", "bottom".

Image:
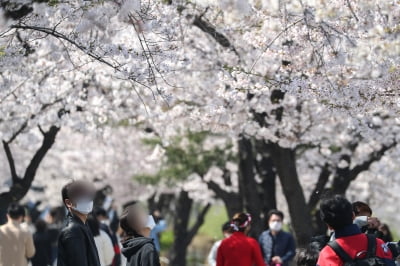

{"left": 217, "top": 231, "right": 265, "bottom": 266}
{"left": 317, "top": 224, "right": 394, "bottom": 266}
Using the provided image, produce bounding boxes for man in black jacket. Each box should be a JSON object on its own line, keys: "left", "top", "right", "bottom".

{"left": 57, "top": 180, "right": 101, "bottom": 266}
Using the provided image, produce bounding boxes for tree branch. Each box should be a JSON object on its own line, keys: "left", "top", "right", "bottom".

{"left": 0, "top": 126, "right": 60, "bottom": 209}
{"left": 345, "top": 0, "right": 359, "bottom": 21}
{"left": 10, "top": 24, "right": 118, "bottom": 70}
{"left": 185, "top": 203, "right": 211, "bottom": 246}
{"left": 192, "top": 14, "right": 238, "bottom": 56}
{"left": 349, "top": 141, "right": 397, "bottom": 180}
{"left": 308, "top": 163, "right": 331, "bottom": 210}
{"left": 2, "top": 140, "right": 18, "bottom": 183}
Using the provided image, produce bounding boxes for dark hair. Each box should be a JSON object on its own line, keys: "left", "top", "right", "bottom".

{"left": 320, "top": 195, "right": 353, "bottom": 230}
{"left": 352, "top": 201, "right": 372, "bottom": 216}
{"left": 222, "top": 221, "right": 232, "bottom": 233}
{"left": 379, "top": 224, "right": 393, "bottom": 242}
{"left": 122, "top": 200, "right": 138, "bottom": 210}
{"left": 296, "top": 245, "right": 320, "bottom": 266}
{"left": 267, "top": 209, "right": 284, "bottom": 221}
{"left": 93, "top": 207, "right": 108, "bottom": 218}
{"left": 61, "top": 180, "right": 94, "bottom": 206}
{"left": 35, "top": 219, "right": 47, "bottom": 233}
{"left": 87, "top": 215, "right": 100, "bottom": 237}
{"left": 7, "top": 203, "right": 25, "bottom": 219}
{"left": 119, "top": 205, "right": 142, "bottom": 238}
{"left": 231, "top": 213, "right": 251, "bottom": 232}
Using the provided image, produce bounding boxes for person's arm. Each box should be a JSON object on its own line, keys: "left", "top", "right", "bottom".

{"left": 25, "top": 232, "right": 36, "bottom": 259}
{"left": 153, "top": 220, "right": 167, "bottom": 234}
{"left": 141, "top": 244, "right": 160, "bottom": 266}
{"left": 216, "top": 242, "right": 224, "bottom": 266}
{"left": 102, "top": 232, "right": 115, "bottom": 266}
{"left": 207, "top": 241, "right": 219, "bottom": 266}
{"left": 280, "top": 234, "right": 296, "bottom": 263}
{"left": 251, "top": 240, "right": 266, "bottom": 266}
{"left": 258, "top": 233, "right": 269, "bottom": 264}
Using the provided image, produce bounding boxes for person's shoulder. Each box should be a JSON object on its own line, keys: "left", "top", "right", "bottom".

{"left": 317, "top": 245, "right": 341, "bottom": 266}
{"left": 59, "top": 220, "right": 84, "bottom": 239}
{"left": 280, "top": 230, "right": 294, "bottom": 237}
{"left": 375, "top": 238, "right": 393, "bottom": 259}
{"left": 99, "top": 230, "right": 112, "bottom": 241}
{"left": 259, "top": 230, "right": 270, "bottom": 239}
{"left": 141, "top": 241, "right": 157, "bottom": 253}
{"left": 219, "top": 236, "right": 231, "bottom": 248}
{"left": 246, "top": 236, "right": 260, "bottom": 246}
{"left": 212, "top": 239, "right": 222, "bottom": 248}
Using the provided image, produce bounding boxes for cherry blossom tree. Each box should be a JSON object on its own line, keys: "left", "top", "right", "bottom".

{"left": 1, "top": 0, "right": 400, "bottom": 252}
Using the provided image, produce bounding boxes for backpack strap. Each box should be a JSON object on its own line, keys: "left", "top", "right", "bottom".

{"left": 328, "top": 240, "right": 353, "bottom": 263}
{"left": 366, "top": 234, "right": 377, "bottom": 258}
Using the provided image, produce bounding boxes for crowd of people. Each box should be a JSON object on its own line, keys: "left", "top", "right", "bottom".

{"left": 0, "top": 179, "right": 398, "bottom": 266}
{"left": 211, "top": 196, "right": 399, "bottom": 266}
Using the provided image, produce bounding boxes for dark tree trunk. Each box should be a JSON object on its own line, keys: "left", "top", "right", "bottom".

{"left": 270, "top": 142, "right": 313, "bottom": 247}
{"left": 254, "top": 139, "right": 277, "bottom": 226}
{"left": 0, "top": 126, "right": 60, "bottom": 224}
{"left": 170, "top": 190, "right": 210, "bottom": 266}
{"left": 238, "top": 136, "right": 264, "bottom": 238}
{"left": 147, "top": 192, "right": 175, "bottom": 216}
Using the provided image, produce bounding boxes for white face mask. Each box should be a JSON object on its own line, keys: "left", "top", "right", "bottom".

{"left": 269, "top": 221, "right": 282, "bottom": 232}
{"left": 145, "top": 215, "right": 156, "bottom": 230}
{"left": 73, "top": 199, "right": 94, "bottom": 215}
{"left": 103, "top": 196, "right": 113, "bottom": 210}
{"left": 101, "top": 220, "right": 111, "bottom": 226}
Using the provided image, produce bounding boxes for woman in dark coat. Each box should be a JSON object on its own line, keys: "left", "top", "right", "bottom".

{"left": 119, "top": 203, "right": 160, "bottom": 266}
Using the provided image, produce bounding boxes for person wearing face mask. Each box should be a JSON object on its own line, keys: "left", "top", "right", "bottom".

{"left": 57, "top": 180, "right": 101, "bottom": 266}
{"left": 258, "top": 209, "right": 296, "bottom": 266}
{"left": 119, "top": 203, "right": 160, "bottom": 266}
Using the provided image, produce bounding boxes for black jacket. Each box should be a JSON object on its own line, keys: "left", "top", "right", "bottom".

{"left": 32, "top": 231, "right": 52, "bottom": 266}
{"left": 121, "top": 237, "right": 160, "bottom": 266}
{"left": 57, "top": 213, "right": 101, "bottom": 266}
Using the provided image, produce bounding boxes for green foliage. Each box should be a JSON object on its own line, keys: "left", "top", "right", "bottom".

{"left": 198, "top": 204, "right": 228, "bottom": 240}
{"left": 48, "top": 0, "right": 59, "bottom": 6}
{"left": 134, "top": 131, "right": 235, "bottom": 184}
{"left": 160, "top": 230, "right": 174, "bottom": 253}
{"left": 329, "top": 145, "right": 342, "bottom": 153}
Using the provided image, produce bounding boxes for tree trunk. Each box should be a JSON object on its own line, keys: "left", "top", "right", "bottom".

{"left": 0, "top": 126, "right": 60, "bottom": 224}
{"left": 170, "top": 190, "right": 210, "bottom": 266}
{"left": 254, "top": 139, "right": 277, "bottom": 225}
{"left": 238, "top": 136, "right": 264, "bottom": 238}
{"left": 270, "top": 142, "right": 313, "bottom": 247}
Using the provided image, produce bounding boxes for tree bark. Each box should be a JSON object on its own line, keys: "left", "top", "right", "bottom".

{"left": 270, "top": 142, "right": 313, "bottom": 247}
{"left": 170, "top": 190, "right": 210, "bottom": 266}
{"left": 0, "top": 126, "right": 60, "bottom": 224}
{"left": 254, "top": 140, "right": 277, "bottom": 222}
{"left": 238, "top": 136, "right": 264, "bottom": 238}
{"left": 331, "top": 141, "right": 396, "bottom": 195}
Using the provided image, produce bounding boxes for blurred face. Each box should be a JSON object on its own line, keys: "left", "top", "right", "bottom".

{"left": 126, "top": 205, "right": 151, "bottom": 237}
{"left": 64, "top": 183, "right": 95, "bottom": 215}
